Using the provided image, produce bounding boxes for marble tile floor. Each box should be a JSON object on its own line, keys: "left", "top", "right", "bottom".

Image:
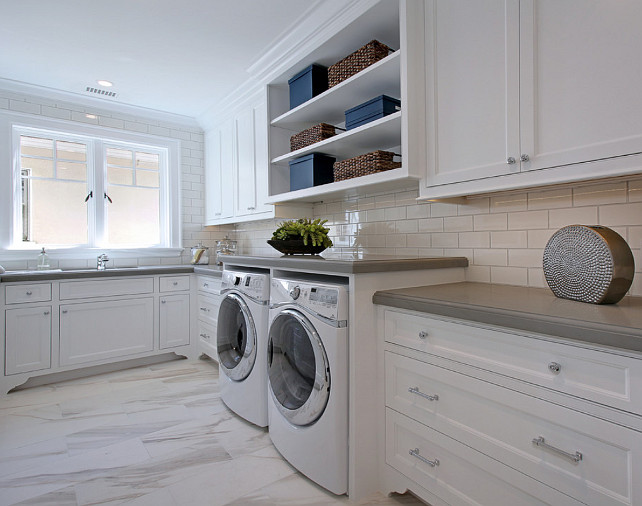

{"left": 0, "top": 357, "right": 426, "bottom": 506}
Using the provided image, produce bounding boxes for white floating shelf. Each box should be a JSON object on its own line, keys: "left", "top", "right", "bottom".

{"left": 271, "top": 52, "right": 401, "bottom": 131}
{"left": 271, "top": 111, "right": 402, "bottom": 164}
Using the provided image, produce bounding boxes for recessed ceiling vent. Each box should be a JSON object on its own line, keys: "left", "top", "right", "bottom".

{"left": 85, "top": 86, "right": 117, "bottom": 98}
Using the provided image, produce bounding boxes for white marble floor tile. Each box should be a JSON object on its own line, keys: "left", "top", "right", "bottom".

{"left": 0, "top": 358, "right": 427, "bottom": 506}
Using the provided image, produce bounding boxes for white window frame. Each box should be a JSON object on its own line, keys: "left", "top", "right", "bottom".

{"left": 0, "top": 110, "right": 182, "bottom": 260}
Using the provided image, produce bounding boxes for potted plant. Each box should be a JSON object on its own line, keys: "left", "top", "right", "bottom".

{"left": 268, "top": 218, "right": 333, "bottom": 255}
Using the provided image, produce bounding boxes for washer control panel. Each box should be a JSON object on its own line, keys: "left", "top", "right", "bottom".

{"left": 222, "top": 269, "right": 270, "bottom": 302}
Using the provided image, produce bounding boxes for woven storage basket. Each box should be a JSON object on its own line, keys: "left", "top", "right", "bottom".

{"left": 290, "top": 123, "right": 336, "bottom": 151}
{"left": 333, "top": 150, "right": 401, "bottom": 182}
{"left": 328, "top": 40, "right": 392, "bottom": 88}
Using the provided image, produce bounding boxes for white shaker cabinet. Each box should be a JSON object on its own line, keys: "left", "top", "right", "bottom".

{"left": 159, "top": 294, "right": 190, "bottom": 349}
{"left": 59, "top": 298, "right": 154, "bottom": 366}
{"left": 204, "top": 121, "right": 234, "bottom": 222}
{"left": 421, "top": 0, "right": 642, "bottom": 199}
{"left": 5, "top": 306, "right": 51, "bottom": 375}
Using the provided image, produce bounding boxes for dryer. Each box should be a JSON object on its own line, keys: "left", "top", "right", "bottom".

{"left": 217, "top": 268, "right": 270, "bottom": 427}
{"left": 267, "top": 276, "right": 349, "bottom": 495}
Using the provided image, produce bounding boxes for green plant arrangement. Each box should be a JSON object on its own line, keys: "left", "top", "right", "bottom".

{"left": 268, "top": 218, "right": 333, "bottom": 255}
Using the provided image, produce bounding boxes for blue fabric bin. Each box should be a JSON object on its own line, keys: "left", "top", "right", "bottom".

{"left": 288, "top": 64, "right": 328, "bottom": 109}
{"left": 344, "top": 94, "right": 401, "bottom": 130}
{"left": 289, "top": 153, "right": 335, "bottom": 191}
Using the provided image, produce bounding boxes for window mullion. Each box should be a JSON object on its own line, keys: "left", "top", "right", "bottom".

{"left": 91, "top": 140, "right": 105, "bottom": 248}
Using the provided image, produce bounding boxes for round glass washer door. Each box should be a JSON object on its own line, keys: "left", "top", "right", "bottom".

{"left": 267, "top": 308, "right": 330, "bottom": 426}
{"left": 217, "top": 293, "right": 257, "bottom": 381}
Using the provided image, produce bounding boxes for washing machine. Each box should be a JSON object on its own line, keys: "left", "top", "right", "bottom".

{"left": 267, "top": 276, "right": 349, "bottom": 495}
{"left": 217, "top": 268, "right": 270, "bottom": 427}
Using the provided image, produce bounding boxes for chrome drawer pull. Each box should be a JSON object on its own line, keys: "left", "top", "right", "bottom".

{"left": 173, "top": 281, "right": 178, "bottom": 286}
{"left": 418, "top": 331, "right": 429, "bottom": 339}
{"left": 408, "top": 387, "right": 439, "bottom": 401}
{"left": 200, "top": 307, "right": 208, "bottom": 311}
{"left": 548, "top": 362, "right": 561, "bottom": 374}
{"left": 43, "top": 311, "right": 50, "bottom": 315}
{"left": 532, "top": 436, "right": 582, "bottom": 463}
{"left": 409, "top": 448, "right": 439, "bottom": 467}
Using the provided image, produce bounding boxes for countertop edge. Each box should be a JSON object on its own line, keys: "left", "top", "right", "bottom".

{"left": 373, "top": 289, "right": 642, "bottom": 354}
{"left": 1, "top": 265, "right": 198, "bottom": 282}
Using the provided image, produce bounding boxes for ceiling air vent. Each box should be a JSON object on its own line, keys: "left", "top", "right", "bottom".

{"left": 85, "top": 86, "right": 117, "bottom": 98}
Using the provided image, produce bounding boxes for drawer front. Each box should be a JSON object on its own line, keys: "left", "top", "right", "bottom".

{"left": 197, "top": 293, "right": 220, "bottom": 327}
{"left": 386, "top": 409, "right": 581, "bottom": 506}
{"left": 384, "top": 309, "right": 642, "bottom": 414}
{"left": 198, "top": 320, "right": 217, "bottom": 348}
{"left": 5, "top": 283, "right": 52, "bottom": 304}
{"left": 386, "top": 351, "right": 641, "bottom": 506}
{"left": 60, "top": 277, "right": 154, "bottom": 300}
{"left": 159, "top": 275, "right": 190, "bottom": 292}
{"left": 196, "top": 275, "right": 221, "bottom": 295}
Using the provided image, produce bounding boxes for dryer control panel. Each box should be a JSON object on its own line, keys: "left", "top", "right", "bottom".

{"left": 271, "top": 278, "right": 348, "bottom": 323}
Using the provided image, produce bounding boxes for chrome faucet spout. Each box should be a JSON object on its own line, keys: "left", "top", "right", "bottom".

{"left": 97, "top": 253, "right": 109, "bottom": 270}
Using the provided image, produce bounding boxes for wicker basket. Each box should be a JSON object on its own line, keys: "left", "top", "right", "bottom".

{"left": 333, "top": 150, "right": 401, "bottom": 182}
{"left": 328, "top": 40, "right": 392, "bottom": 88}
{"left": 290, "top": 123, "right": 336, "bottom": 151}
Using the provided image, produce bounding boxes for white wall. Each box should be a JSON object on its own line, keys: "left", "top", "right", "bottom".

{"left": 235, "top": 177, "right": 642, "bottom": 297}
{"left": 0, "top": 87, "right": 233, "bottom": 270}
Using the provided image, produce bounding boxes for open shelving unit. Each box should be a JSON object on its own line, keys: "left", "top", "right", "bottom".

{"left": 266, "top": 0, "right": 424, "bottom": 204}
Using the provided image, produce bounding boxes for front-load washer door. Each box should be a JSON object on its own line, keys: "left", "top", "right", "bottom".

{"left": 268, "top": 308, "right": 330, "bottom": 426}
{"left": 217, "top": 293, "right": 257, "bottom": 381}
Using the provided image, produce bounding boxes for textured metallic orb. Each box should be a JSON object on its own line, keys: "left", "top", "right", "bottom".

{"left": 543, "top": 225, "right": 634, "bottom": 304}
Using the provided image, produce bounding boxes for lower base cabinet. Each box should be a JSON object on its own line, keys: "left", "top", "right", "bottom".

{"left": 5, "top": 306, "right": 51, "bottom": 375}
{"left": 59, "top": 298, "right": 154, "bottom": 366}
{"left": 159, "top": 294, "right": 190, "bottom": 349}
{"left": 382, "top": 308, "right": 642, "bottom": 506}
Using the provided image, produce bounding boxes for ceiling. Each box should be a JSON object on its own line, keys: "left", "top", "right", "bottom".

{"left": 0, "top": 0, "right": 315, "bottom": 119}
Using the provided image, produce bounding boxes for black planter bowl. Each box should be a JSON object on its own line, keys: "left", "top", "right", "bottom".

{"left": 267, "top": 239, "right": 327, "bottom": 255}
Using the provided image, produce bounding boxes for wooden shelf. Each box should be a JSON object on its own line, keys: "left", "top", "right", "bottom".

{"left": 271, "top": 112, "right": 402, "bottom": 164}
{"left": 271, "top": 52, "right": 402, "bottom": 131}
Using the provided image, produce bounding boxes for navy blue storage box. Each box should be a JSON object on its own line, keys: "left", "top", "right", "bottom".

{"left": 345, "top": 95, "right": 401, "bottom": 130}
{"left": 288, "top": 64, "right": 328, "bottom": 110}
{"left": 289, "top": 153, "right": 335, "bottom": 191}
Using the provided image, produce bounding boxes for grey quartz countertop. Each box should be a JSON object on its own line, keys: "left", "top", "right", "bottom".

{"left": 192, "top": 265, "right": 224, "bottom": 277}
{"left": 373, "top": 282, "right": 642, "bottom": 353}
{"left": 0, "top": 265, "right": 196, "bottom": 282}
{"left": 220, "top": 254, "right": 468, "bottom": 274}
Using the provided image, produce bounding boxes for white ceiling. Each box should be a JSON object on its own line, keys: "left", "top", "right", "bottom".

{"left": 0, "top": 0, "right": 315, "bottom": 119}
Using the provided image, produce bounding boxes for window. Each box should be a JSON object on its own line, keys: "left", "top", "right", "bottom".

{"left": 2, "top": 115, "right": 181, "bottom": 254}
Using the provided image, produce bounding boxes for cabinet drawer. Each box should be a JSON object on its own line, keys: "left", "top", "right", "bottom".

{"left": 386, "top": 409, "right": 581, "bottom": 506}
{"left": 196, "top": 275, "right": 221, "bottom": 295}
{"left": 198, "top": 320, "right": 218, "bottom": 361}
{"left": 5, "top": 283, "right": 52, "bottom": 304}
{"left": 197, "top": 293, "right": 220, "bottom": 326}
{"left": 60, "top": 277, "right": 154, "bottom": 300}
{"left": 159, "top": 275, "right": 190, "bottom": 292}
{"left": 384, "top": 309, "right": 642, "bottom": 414}
{"left": 386, "top": 351, "right": 642, "bottom": 506}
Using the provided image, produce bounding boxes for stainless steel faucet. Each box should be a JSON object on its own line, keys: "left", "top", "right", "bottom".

{"left": 97, "top": 253, "right": 109, "bottom": 270}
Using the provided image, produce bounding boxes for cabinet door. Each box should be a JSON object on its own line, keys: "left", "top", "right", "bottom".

{"left": 234, "top": 107, "right": 257, "bottom": 217}
{"left": 520, "top": 0, "right": 642, "bottom": 172}
{"left": 5, "top": 307, "right": 51, "bottom": 375}
{"left": 423, "top": 0, "right": 520, "bottom": 187}
{"left": 159, "top": 294, "right": 190, "bottom": 349}
{"left": 204, "top": 122, "right": 234, "bottom": 223}
{"left": 60, "top": 298, "right": 154, "bottom": 366}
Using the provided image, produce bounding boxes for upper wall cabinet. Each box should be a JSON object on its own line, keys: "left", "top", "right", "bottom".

{"left": 204, "top": 91, "right": 310, "bottom": 225}
{"left": 265, "top": 0, "right": 426, "bottom": 204}
{"left": 421, "top": 0, "right": 642, "bottom": 199}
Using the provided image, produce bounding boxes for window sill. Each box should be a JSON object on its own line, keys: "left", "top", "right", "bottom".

{"left": 0, "top": 247, "right": 185, "bottom": 262}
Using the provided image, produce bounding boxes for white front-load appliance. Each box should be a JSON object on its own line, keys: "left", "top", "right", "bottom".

{"left": 217, "top": 268, "right": 270, "bottom": 427}
{"left": 267, "top": 276, "right": 349, "bottom": 495}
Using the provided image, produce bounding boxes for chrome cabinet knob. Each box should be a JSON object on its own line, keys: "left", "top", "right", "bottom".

{"left": 26, "top": 291, "right": 33, "bottom": 296}
{"left": 507, "top": 157, "right": 516, "bottom": 164}
{"left": 173, "top": 281, "right": 178, "bottom": 286}
{"left": 418, "top": 331, "right": 429, "bottom": 339}
{"left": 548, "top": 362, "right": 561, "bottom": 374}
{"left": 520, "top": 154, "right": 530, "bottom": 162}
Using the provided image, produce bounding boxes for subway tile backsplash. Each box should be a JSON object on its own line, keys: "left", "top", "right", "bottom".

{"left": 235, "top": 176, "right": 642, "bottom": 297}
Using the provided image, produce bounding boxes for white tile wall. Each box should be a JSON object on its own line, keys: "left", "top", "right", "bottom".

{"left": 0, "top": 89, "right": 233, "bottom": 269}
{"left": 235, "top": 176, "right": 642, "bottom": 297}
